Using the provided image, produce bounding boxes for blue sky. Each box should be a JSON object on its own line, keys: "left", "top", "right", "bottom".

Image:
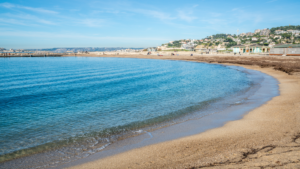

{"left": 0, "top": 0, "right": 300, "bottom": 49}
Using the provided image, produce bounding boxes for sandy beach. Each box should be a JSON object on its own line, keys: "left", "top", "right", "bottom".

{"left": 61, "top": 54, "right": 300, "bottom": 169}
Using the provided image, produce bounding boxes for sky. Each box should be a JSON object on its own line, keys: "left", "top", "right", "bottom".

{"left": 0, "top": 0, "right": 300, "bottom": 49}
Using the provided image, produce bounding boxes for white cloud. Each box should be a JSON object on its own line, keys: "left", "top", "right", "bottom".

{"left": 0, "top": 2, "right": 14, "bottom": 8}
{"left": 2, "top": 13, "right": 56, "bottom": 25}
{"left": 128, "top": 8, "right": 176, "bottom": 21}
{"left": 0, "top": 30, "right": 170, "bottom": 41}
{"left": 0, "top": 18, "right": 34, "bottom": 26}
{"left": 211, "top": 12, "right": 222, "bottom": 17}
{"left": 178, "top": 11, "right": 197, "bottom": 22}
{"left": 0, "top": 3, "right": 58, "bottom": 14}
{"left": 80, "top": 19, "right": 105, "bottom": 27}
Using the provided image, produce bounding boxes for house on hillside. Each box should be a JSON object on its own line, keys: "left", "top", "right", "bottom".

{"left": 254, "top": 29, "right": 261, "bottom": 34}
{"left": 275, "top": 30, "right": 287, "bottom": 34}
{"left": 246, "top": 32, "right": 254, "bottom": 36}
{"left": 239, "top": 33, "right": 246, "bottom": 37}
{"left": 252, "top": 37, "right": 258, "bottom": 41}
{"left": 270, "top": 44, "right": 300, "bottom": 56}
{"left": 274, "top": 35, "right": 282, "bottom": 39}
{"left": 260, "top": 29, "right": 270, "bottom": 36}
{"left": 287, "top": 30, "right": 300, "bottom": 34}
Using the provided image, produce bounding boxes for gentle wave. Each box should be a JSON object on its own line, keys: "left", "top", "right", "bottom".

{"left": 0, "top": 57, "right": 251, "bottom": 165}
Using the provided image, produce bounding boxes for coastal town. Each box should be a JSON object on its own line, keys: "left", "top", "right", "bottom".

{"left": 1, "top": 25, "right": 300, "bottom": 57}
{"left": 155, "top": 25, "right": 300, "bottom": 56}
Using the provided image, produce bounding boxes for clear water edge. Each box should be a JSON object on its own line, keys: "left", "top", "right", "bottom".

{"left": 0, "top": 57, "right": 255, "bottom": 168}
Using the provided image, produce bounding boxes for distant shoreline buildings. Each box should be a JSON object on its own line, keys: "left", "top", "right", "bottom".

{"left": 1, "top": 25, "right": 300, "bottom": 56}
{"left": 155, "top": 25, "right": 300, "bottom": 55}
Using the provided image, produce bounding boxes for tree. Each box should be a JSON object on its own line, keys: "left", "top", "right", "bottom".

{"left": 224, "top": 38, "right": 234, "bottom": 42}
{"left": 226, "top": 42, "right": 237, "bottom": 48}
{"left": 281, "top": 33, "right": 292, "bottom": 39}
{"left": 263, "top": 43, "right": 269, "bottom": 46}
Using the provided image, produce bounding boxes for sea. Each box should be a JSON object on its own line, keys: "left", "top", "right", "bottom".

{"left": 0, "top": 57, "right": 253, "bottom": 168}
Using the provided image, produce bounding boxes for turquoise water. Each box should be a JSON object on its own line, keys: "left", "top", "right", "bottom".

{"left": 0, "top": 57, "right": 250, "bottom": 163}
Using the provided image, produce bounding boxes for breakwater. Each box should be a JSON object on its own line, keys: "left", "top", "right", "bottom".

{"left": 0, "top": 53, "right": 64, "bottom": 57}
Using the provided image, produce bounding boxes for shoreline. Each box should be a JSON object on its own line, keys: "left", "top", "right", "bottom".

{"left": 0, "top": 55, "right": 299, "bottom": 168}
{"left": 55, "top": 63, "right": 279, "bottom": 169}
{"left": 64, "top": 55, "right": 300, "bottom": 168}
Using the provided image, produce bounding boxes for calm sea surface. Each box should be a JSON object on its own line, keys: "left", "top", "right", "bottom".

{"left": 0, "top": 57, "right": 251, "bottom": 165}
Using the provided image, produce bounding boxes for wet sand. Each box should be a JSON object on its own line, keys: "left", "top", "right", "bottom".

{"left": 67, "top": 54, "right": 300, "bottom": 169}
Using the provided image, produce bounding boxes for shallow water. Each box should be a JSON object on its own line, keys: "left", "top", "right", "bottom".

{"left": 0, "top": 57, "right": 251, "bottom": 167}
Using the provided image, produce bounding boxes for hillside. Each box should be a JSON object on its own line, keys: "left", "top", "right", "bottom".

{"left": 270, "top": 25, "right": 300, "bottom": 34}
{"left": 162, "top": 25, "right": 300, "bottom": 50}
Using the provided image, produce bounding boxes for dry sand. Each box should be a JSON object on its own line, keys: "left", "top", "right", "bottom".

{"left": 68, "top": 54, "right": 300, "bottom": 169}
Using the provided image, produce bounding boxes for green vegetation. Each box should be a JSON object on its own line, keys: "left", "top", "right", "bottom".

{"left": 281, "top": 33, "right": 292, "bottom": 39}
{"left": 207, "top": 34, "right": 229, "bottom": 39}
{"left": 270, "top": 25, "right": 300, "bottom": 34}
{"left": 226, "top": 42, "right": 237, "bottom": 48}
{"left": 161, "top": 25, "right": 300, "bottom": 50}
{"left": 167, "top": 40, "right": 181, "bottom": 48}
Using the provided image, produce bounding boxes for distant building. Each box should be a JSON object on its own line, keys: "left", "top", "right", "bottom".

{"left": 195, "top": 45, "right": 207, "bottom": 52}
{"left": 274, "top": 35, "right": 282, "bottom": 39}
{"left": 270, "top": 44, "right": 300, "bottom": 56}
{"left": 239, "top": 33, "right": 246, "bottom": 37}
{"left": 269, "top": 42, "right": 276, "bottom": 48}
{"left": 287, "top": 30, "right": 300, "bottom": 34}
{"left": 182, "top": 44, "right": 194, "bottom": 51}
{"left": 217, "top": 44, "right": 226, "bottom": 50}
{"left": 252, "top": 37, "right": 258, "bottom": 41}
{"left": 254, "top": 29, "right": 261, "bottom": 34}
{"left": 260, "top": 29, "right": 270, "bottom": 36}
{"left": 275, "top": 30, "right": 287, "bottom": 34}
{"left": 246, "top": 32, "right": 254, "bottom": 36}
{"left": 147, "top": 47, "right": 157, "bottom": 52}
{"left": 233, "top": 44, "right": 270, "bottom": 54}
{"left": 15, "top": 49, "right": 24, "bottom": 52}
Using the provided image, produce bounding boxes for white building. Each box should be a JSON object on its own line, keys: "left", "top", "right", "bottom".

{"left": 287, "top": 30, "right": 300, "bottom": 34}
{"left": 274, "top": 35, "right": 282, "bottom": 39}
{"left": 254, "top": 29, "right": 261, "bottom": 34}
{"left": 246, "top": 32, "right": 254, "bottom": 36}
{"left": 181, "top": 44, "right": 194, "bottom": 50}
{"left": 275, "top": 30, "right": 287, "bottom": 34}
{"left": 260, "top": 29, "right": 270, "bottom": 36}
